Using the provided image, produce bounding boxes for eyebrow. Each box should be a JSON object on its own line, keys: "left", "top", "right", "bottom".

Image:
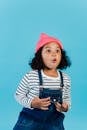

{"left": 44, "top": 46, "right": 60, "bottom": 49}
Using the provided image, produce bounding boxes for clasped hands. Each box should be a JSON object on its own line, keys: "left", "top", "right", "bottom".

{"left": 31, "top": 97, "right": 68, "bottom": 112}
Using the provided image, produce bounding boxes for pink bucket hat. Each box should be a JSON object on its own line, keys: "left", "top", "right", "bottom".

{"left": 35, "top": 33, "right": 63, "bottom": 52}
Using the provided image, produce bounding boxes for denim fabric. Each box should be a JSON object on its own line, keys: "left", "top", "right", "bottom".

{"left": 39, "top": 88, "right": 63, "bottom": 105}
{"left": 13, "top": 112, "right": 43, "bottom": 130}
{"left": 13, "top": 110, "right": 65, "bottom": 130}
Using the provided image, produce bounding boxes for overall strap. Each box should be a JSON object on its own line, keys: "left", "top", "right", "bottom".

{"left": 59, "top": 70, "right": 64, "bottom": 88}
{"left": 38, "top": 70, "right": 43, "bottom": 85}
{"left": 38, "top": 70, "right": 64, "bottom": 87}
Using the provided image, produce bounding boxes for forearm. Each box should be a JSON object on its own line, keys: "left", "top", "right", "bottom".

{"left": 15, "top": 93, "right": 33, "bottom": 109}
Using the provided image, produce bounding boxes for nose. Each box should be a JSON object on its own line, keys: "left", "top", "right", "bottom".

{"left": 51, "top": 51, "right": 56, "bottom": 56}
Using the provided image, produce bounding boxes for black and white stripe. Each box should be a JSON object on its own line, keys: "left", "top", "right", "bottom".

{"left": 15, "top": 70, "right": 71, "bottom": 109}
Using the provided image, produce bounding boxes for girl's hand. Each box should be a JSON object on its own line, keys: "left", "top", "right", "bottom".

{"left": 61, "top": 102, "right": 69, "bottom": 112}
{"left": 55, "top": 102, "right": 62, "bottom": 112}
{"left": 55, "top": 102, "right": 69, "bottom": 112}
{"left": 31, "top": 97, "right": 51, "bottom": 110}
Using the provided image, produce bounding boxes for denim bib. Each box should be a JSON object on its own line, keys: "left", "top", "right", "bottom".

{"left": 38, "top": 70, "right": 64, "bottom": 112}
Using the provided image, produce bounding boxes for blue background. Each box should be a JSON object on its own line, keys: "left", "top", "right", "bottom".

{"left": 0, "top": 0, "right": 87, "bottom": 130}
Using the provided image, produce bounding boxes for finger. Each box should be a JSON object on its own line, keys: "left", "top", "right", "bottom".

{"left": 40, "top": 97, "right": 50, "bottom": 102}
{"left": 55, "top": 105, "right": 61, "bottom": 110}
{"left": 40, "top": 107, "right": 49, "bottom": 110}
{"left": 56, "top": 108, "right": 61, "bottom": 112}
{"left": 62, "top": 102, "right": 68, "bottom": 107}
{"left": 55, "top": 102, "right": 61, "bottom": 107}
{"left": 42, "top": 102, "right": 51, "bottom": 107}
{"left": 55, "top": 103, "right": 61, "bottom": 111}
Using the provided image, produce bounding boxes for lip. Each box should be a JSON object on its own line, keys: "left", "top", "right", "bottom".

{"left": 52, "top": 58, "right": 57, "bottom": 63}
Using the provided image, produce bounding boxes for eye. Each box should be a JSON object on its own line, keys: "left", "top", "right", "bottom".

{"left": 56, "top": 49, "right": 60, "bottom": 53}
{"left": 47, "top": 49, "right": 51, "bottom": 53}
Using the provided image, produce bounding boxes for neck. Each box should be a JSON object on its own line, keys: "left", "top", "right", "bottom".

{"left": 43, "top": 69, "right": 58, "bottom": 77}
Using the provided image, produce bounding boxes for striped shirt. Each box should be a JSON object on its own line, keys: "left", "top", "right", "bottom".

{"left": 15, "top": 70, "right": 71, "bottom": 109}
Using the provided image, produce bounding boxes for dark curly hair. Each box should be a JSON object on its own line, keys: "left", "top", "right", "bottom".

{"left": 29, "top": 47, "right": 71, "bottom": 70}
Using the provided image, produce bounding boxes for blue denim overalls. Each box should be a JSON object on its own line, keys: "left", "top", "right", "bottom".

{"left": 13, "top": 70, "right": 65, "bottom": 130}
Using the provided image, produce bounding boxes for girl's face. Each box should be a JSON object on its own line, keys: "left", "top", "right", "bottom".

{"left": 41, "top": 42, "right": 62, "bottom": 70}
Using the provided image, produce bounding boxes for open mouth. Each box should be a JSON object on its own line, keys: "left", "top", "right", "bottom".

{"left": 52, "top": 58, "right": 57, "bottom": 63}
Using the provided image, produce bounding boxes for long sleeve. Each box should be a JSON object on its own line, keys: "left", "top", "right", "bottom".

{"left": 14, "top": 70, "right": 40, "bottom": 109}
{"left": 14, "top": 73, "right": 33, "bottom": 109}
{"left": 62, "top": 73, "right": 71, "bottom": 109}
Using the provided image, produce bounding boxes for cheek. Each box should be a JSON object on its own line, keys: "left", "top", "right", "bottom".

{"left": 42, "top": 54, "right": 50, "bottom": 66}
{"left": 42, "top": 52, "right": 48, "bottom": 60}
{"left": 57, "top": 55, "right": 62, "bottom": 62}
{"left": 42, "top": 55, "right": 49, "bottom": 63}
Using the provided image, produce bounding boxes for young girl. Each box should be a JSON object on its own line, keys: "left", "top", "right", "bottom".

{"left": 13, "top": 33, "right": 71, "bottom": 130}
